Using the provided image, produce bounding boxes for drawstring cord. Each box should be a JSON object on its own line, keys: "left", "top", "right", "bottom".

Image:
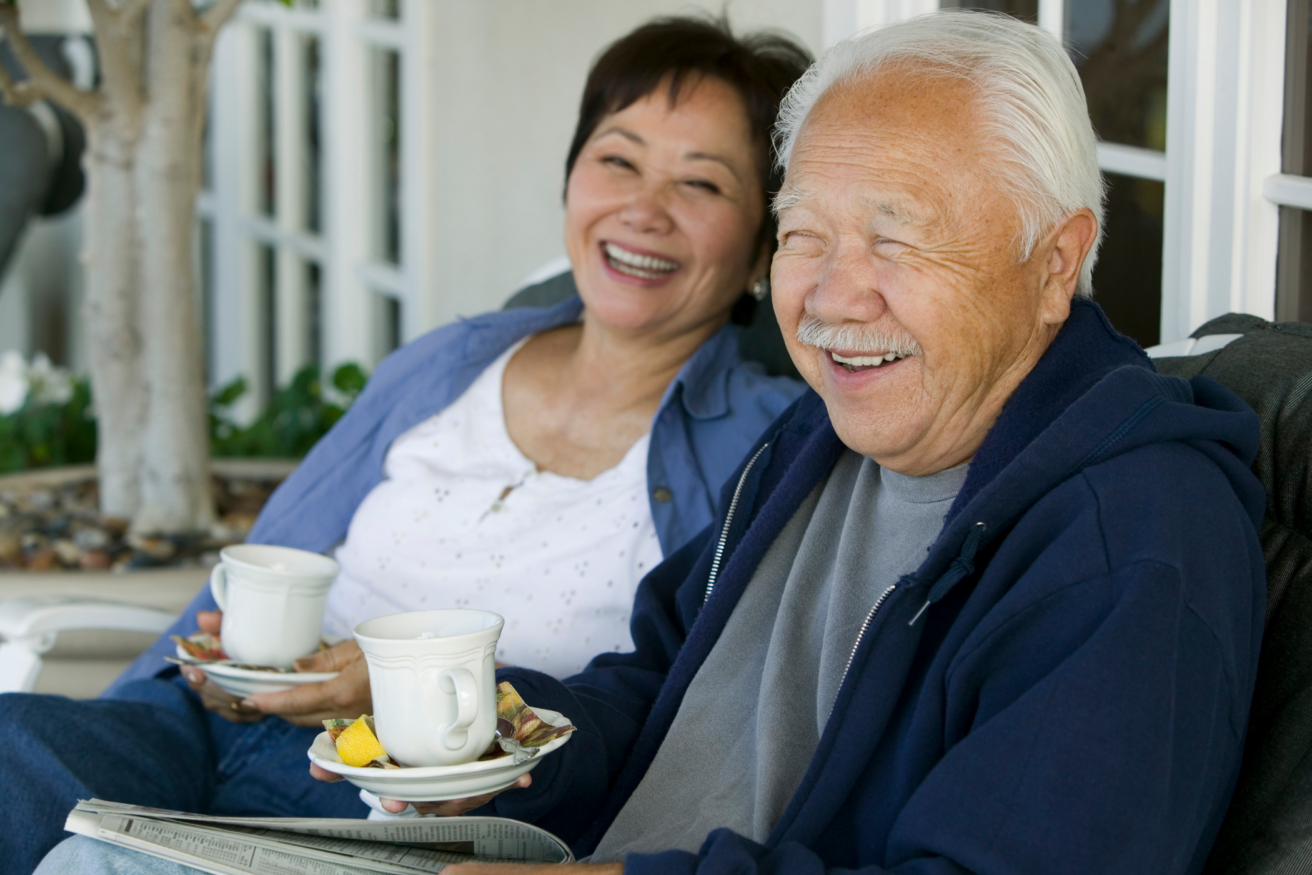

{"left": 909, "top": 521, "right": 986, "bottom": 626}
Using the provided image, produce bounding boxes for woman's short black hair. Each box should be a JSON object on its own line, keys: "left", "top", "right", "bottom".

{"left": 564, "top": 16, "right": 813, "bottom": 259}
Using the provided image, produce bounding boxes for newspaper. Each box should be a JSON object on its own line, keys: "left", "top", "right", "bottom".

{"left": 66, "top": 799, "right": 573, "bottom": 875}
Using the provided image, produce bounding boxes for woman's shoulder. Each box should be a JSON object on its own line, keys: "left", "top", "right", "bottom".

{"left": 370, "top": 299, "right": 585, "bottom": 391}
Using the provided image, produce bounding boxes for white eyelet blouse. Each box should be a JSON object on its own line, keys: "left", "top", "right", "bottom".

{"left": 322, "top": 340, "right": 664, "bottom": 678}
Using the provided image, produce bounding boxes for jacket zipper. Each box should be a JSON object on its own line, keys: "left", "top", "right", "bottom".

{"left": 703, "top": 442, "right": 770, "bottom": 604}
{"left": 828, "top": 583, "right": 898, "bottom": 719}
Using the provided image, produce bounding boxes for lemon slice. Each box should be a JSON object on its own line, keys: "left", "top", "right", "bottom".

{"left": 334, "top": 715, "right": 388, "bottom": 767}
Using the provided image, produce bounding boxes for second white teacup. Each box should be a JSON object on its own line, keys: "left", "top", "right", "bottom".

{"left": 209, "top": 544, "right": 338, "bottom": 669}
{"left": 354, "top": 609, "right": 504, "bottom": 768}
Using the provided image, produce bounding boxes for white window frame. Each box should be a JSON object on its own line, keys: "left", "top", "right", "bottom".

{"left": 199, "top": 0, "right": 436, "bottom": 416}
{"left": 824, "top": 0, "right": 1296, "bottom": 342}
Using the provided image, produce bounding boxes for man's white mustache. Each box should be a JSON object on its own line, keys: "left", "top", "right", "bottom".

{"left": 795, "top": 315, "right": 922, "bottom": 358}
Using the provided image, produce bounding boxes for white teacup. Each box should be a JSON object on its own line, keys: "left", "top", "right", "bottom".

{"left": 208, "top": 544, "right": 338, "bottom": 669}
{"left": 354, "top": 609, "right": 504, "bottom": 768}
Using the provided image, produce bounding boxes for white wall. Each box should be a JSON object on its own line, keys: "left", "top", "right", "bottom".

{"left": 15, "top": 0, "right": 91, "bottom": 33}
{"left": 421, "top": 0, "right": 824, "bottom": 329}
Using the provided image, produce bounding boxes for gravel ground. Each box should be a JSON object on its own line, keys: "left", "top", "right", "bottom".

{"left": 0, "top": 473, "right": 283, "bottom": 572}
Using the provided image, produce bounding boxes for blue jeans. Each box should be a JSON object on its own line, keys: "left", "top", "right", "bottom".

{"left": 36, "top": 837, "right": 198, "bottom": 875}
{"left": 1, "top": 676, "right": 364, "bottom": 875}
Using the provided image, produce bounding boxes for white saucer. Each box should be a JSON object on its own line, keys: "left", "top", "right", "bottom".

{"left": 307, "top": 709, "right": 573, "bottom": 801}
{"left": 172, "top": 645, "right": 339, "bottom": 697}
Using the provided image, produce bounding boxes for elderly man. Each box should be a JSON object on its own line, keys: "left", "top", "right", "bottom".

{"left": 40, "top": 10, "right": 1265, "bottom": 875}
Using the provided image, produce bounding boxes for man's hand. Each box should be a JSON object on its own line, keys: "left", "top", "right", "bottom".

{"left": 182, "top": 610, "right": 263, "bottom": 723}
{"left": 445, "top": 865, "right": 622, "bottom": 874}
{"left": 240, "top": 639, "right": 373, "bottom": 726}
{"left": 309, "top": 767, "right": 532, "bottom": 816}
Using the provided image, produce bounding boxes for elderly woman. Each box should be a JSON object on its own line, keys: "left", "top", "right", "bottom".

{"left": 5, "top": 16, "right": 812, "bottom": 875}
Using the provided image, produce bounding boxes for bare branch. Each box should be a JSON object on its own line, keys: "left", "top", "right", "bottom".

{"left": 121, "top": 0, "right": 157, "bottom": 22}
{"left": 0, "top": 4, "right": 98, "bottom": 119}
{"left": 200, "top": 0, "right": 246, "bottom": 33}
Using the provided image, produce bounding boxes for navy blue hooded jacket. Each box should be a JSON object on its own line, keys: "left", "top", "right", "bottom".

{"left": 493, "top": 299, "right": 1267, "bottom": 875}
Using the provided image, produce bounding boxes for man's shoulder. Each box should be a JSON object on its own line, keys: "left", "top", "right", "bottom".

{"left": 1077, "top": 439, "right": 1259, "bottom": 565}
{"left": 989, "top": 439, "right": 1264, "bottom": 640}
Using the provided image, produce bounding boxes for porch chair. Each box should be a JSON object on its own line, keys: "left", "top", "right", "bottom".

{"left": 1152, "top": 314, "right": 1312, "bottom": 875}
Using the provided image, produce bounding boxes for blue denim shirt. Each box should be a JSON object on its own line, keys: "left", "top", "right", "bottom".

{"left": 106, "top": 297, "right": 804, "bottom": 694}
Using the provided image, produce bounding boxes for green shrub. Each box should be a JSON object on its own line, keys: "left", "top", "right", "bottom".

{"left": 0, "top": 359, "right": 368, "bottom": 473}
{"left": 210, "top": 362, "right": 368, "bottom": 458}
{"left": 0, "top": 376, "right": 97, "bottom": 473}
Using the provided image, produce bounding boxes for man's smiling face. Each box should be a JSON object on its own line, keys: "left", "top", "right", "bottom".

{"left": 771, "top": 69, "right": 1078, "bottom": 475}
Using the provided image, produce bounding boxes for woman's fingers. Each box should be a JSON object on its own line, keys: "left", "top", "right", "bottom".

{"left": 196, "top": 610, "right": 223, "bottom": 635}
{"left": 309, "top": 763, "right": 345, "bottom": 783}
{"left": 295, "top": 639, "right": 363, "bottom": 674}
{"left": 181, "top": 666, "right": 263, "bottom": 723}
{"left": 242, "top": 654, "right": 372, "bottom": 726}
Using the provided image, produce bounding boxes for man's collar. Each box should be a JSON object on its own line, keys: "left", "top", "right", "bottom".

{"left": 944, "top": 297, "right": 1150, "bottom": 523}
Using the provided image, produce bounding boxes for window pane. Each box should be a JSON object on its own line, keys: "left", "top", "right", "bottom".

{"left": 940, "top": 1, "right": 1037, "bottom": 24}
{"left": 256, "top": 27, "right": 276, "bottom": 217}
{"left": 1277, "top": 0, "right": 1312, "bottom": 321}
{"left": 372, "top": 292, "right": 402, "bottom": 362}
{"left": 1284, "top": 0, "right": 1311, "bottom": 177}
{"left": 202, "top": 103, "right": 213, "bottom": 193}
{"left": 259, "top": 243, "right": 277, "bottom": 402}
{"left": 200, "top": 219, "right": 215, "bottom": 384}
{"left": 1069, "top": 0, "right": 1169, "bottom": 151}
{"left": 307, "top": 260, "right": 323, "bottom": 369}
{"left": 303, "top": 35, "right": 322, "bottom": 234}
{"left": 370, "top": 49, "right": 402, "bottom": 265}
{"left": 369, "top": 0, "right": 401, "bottom": 19}
{"left": 1276, "top": 208, "right": 1312, "bottom": 323}
{"left": 1090, "top": 172, "right": 1163, "bottom": 348}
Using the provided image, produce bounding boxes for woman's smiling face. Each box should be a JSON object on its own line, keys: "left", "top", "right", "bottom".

{"left": 564, "top": 75, "right": 767, "bottom": 344}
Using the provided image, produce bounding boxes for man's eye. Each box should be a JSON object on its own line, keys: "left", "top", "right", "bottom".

{"left": 779, "top": 231, "right": 821, "bottom": 252}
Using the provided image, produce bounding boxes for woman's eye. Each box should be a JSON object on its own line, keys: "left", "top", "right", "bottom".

{"left": 601, "top": 155, "right": 635, "bottom": 171}
{"left": 684, "top": 179, "right": 721, "bottom": 195}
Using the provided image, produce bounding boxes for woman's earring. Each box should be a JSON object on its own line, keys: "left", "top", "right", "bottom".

{"left": 750, "top": 277, "right": 770, "bottom": 301}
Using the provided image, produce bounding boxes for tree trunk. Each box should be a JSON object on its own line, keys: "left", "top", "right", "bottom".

{"left": 129, "top": 2, "right": 213, "bottom": 533}
{"left": 82, "top": 124, "right": 146, "bottom": 520}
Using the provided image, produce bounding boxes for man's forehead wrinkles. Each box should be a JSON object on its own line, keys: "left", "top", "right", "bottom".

{"left": 859, "top": 194, "right": 919, "bottom": 225}
{"left": 776, "top": 177, "right": 929, "bottom": 227}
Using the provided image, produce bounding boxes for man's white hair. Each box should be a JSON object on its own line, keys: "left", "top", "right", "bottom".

{"left": 774, "top": 11, "right": 1105, "bottom": 297}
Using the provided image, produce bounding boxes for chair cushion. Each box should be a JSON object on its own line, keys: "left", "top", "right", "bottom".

{"left": 1156, "top": 315, "right": 1312, "bottom": 875}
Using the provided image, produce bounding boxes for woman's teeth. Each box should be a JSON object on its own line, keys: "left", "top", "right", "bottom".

{"left": 604, "top": 243, "right": 679, "bottom": 279}
{"left": 830, "top": 350, "right": 908, "bottom": 371}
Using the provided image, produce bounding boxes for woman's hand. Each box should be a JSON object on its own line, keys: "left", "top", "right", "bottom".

{"left": 240, "top": 639, "right": 373, "bottom": 726}
{"left": 309, "top": 768, "right": 532, "bottom": 816}
{"left": 182, "top": 610, "right": 264, "bottom": 723}
{"left": 182, "top": 610, "right": 371, "bottom": 726}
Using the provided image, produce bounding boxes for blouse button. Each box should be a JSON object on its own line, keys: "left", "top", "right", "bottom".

{"left": 652, "top": 487, "right": 673, "bottom": 503}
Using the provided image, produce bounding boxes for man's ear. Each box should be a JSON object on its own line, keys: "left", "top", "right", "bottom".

{"left": 1038, "top": 208, "right": 1097, "bottom": 324}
